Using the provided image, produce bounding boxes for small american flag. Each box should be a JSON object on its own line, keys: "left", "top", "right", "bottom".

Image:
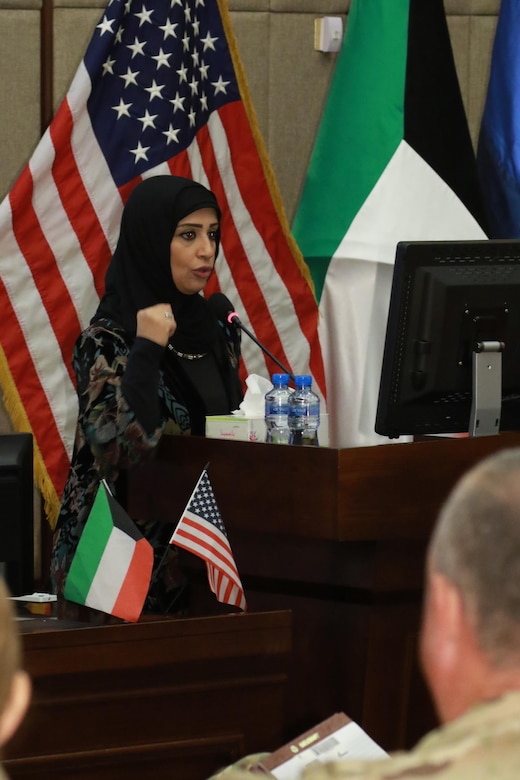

{"left": 0, "top": 0, "right": 325, "bottom": 527}
{"left": 170, "top": 468, "right": 246, "bottom": 611}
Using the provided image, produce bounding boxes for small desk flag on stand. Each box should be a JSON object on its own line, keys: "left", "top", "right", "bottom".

{"left": 64, "top": 480, "right": 153, "bottom": 622}
{"left": 170, "top": 468, "right": 246, "bottom": 611}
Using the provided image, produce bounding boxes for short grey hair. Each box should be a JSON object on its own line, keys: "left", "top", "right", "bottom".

{"left": 429, "top": 447, "right": 520, "bottom": 668}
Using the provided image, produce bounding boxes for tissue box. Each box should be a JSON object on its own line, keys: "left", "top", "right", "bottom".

{"left": 205, "top": 413, "right": 329, "bottom": 445}
{"left": 205, "top": 415, "right": 266, "bottom": 443}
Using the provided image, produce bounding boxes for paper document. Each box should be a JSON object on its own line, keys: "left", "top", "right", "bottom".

{"left": 11, "top": 592, "right": 57, "bottom": 603}
{"left": 257, "top": 713, "right": 388, "bottom": 779}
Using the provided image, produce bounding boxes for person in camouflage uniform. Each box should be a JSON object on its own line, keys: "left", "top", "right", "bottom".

{"left": 211, "top": 446, "right": 520, "bottom": 780}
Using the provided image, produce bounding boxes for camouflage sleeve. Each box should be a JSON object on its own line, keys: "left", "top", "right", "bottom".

{"left": 207, "top": 753, "right": 272, "bottom": 779}
{"left": 206, "top": 693, "right": 520, "bottom": 780}
{"left": 302, "top": 760, "right": 389, "bottom": 779}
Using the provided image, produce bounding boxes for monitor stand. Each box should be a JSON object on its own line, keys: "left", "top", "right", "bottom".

{"left": 469, "top": 340, "right": 504, "bottom": 437}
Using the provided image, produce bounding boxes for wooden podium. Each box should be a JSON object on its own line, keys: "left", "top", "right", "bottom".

{"left": 128, "top": 431, "right": 520, "bottom": 752}
{"left": 5, "top": 610, "right": 291, "bottom": 780}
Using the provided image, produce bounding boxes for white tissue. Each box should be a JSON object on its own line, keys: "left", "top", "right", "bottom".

{"left": 232, "top": 373, "right": 273, "bottom": 417}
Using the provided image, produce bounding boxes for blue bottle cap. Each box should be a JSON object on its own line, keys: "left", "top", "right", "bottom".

{"left": 272, "top": 373, "right": 289, "bottom": 384}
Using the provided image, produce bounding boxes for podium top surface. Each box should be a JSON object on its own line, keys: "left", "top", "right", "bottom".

{"left": 18, "top": 608, "right": 292, "bottom": 676}
{"left": 128, "top": 432, "right": 520, "bottom": 543}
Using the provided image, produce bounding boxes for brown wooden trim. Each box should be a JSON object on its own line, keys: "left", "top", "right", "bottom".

{"left": 5, "top": 610, "right": 292, "bottom": 779}
{"left": 40, "top": 0, "right": 54, "bottom": 133}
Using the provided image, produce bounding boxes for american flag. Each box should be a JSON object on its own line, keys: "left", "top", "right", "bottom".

{"left": 0, "top": 0, "right": 326, "bottom": 526}
{"left": 170, "top": 468, "right": 246, "bottom": 611}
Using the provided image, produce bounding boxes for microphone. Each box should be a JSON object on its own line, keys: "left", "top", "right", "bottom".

{"left": 208, "top": 292, "right": 295, "bottom": 381}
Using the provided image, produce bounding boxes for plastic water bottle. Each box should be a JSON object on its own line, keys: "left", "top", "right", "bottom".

{"left": 265, "top": 374, "right": 291, "bottom": 444}
{"left": 288, "top": 375, "right": 320, "bottom": 446}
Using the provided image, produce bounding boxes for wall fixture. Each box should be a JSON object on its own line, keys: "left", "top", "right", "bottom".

{"left": 314, "top": 17, "right": 343, "bottom": 53}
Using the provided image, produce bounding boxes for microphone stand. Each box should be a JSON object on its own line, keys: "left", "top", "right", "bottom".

{"left": 228, "top": 314, "right": 296, "bottom": 382}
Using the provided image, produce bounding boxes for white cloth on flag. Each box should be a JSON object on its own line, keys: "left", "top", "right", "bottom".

{"left": 323, "top": 141, "right": 487, "bottom": 448}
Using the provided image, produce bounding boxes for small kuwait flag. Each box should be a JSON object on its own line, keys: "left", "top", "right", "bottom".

{"left": 292, "top": 0, "right": 488, "bottom": 449}
{"left": 64, "top": 481, "right": 153, "bottom": 622}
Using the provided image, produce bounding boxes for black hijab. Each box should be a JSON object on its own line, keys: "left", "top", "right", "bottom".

{"left": 93, "top": 175, "right": 222, "bottom": 354}
{"left": 93, "top": 175, "right": 242, "bottom": 429}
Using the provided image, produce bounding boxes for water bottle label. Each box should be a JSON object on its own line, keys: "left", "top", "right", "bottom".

{"left": 266, "top": 401, "right": 289, "bottom": 415}
{"left": 289, "top": 404, "right": 319, "bottom": 418}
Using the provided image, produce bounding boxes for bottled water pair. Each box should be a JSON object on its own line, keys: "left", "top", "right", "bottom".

{"left": 264, "top": 373, "right": 320, "bottom": 446}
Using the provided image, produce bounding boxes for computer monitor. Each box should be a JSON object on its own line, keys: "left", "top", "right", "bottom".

{"left": 375, "top": 239, "right": 520, "bottom": 439}
{"left": 0, "top": 433, "right": 34, "bottom": 595}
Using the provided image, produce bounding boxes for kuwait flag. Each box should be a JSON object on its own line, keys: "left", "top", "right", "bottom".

{"left": 292, "top": 0, "right": 488, "bottom": 449}
{"left": 64, "top": 481, "right": 153, "bottom": 622}
{"left": 477, "top": 0, "right": 520, "bottom": 239}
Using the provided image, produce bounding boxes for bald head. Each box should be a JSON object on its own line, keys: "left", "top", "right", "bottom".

{"left": 428, "top": 447, "right": 520, "bottom": 669}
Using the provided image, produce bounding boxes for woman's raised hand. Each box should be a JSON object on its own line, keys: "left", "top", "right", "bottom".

{"left": 136, "top": 304, "right": 177, "bottom": 346}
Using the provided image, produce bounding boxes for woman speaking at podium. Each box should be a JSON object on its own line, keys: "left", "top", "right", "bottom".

{"left": 50, "top": 175, "right": 243, "bottom": 615}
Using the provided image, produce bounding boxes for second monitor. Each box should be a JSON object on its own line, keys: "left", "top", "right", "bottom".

{"left": 375, "top": 239, "right": 520, "bottom": 439}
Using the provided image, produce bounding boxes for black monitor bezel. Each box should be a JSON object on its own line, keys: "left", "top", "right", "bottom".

{"left": 375, "top": 239, "right": 520, "bottom": 439}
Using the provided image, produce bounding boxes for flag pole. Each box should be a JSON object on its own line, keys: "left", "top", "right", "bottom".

{"left": 147, "top": 463, "right": 210, "bottom": 610}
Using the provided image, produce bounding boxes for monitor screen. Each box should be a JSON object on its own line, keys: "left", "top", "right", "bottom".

{"left": 0, "top": 433, "right": 34, "bottom": 595}
{"left": 375, "top": 239, "right": 520, "bottom": 439}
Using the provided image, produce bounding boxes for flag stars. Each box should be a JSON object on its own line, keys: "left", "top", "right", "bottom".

{"left": 201, "top": 31, "right": 218, "bottom": 51}
{"left": 212, "top": 75, "right": 230, "bottom": 95}
{"left": 152, "top": 48, "right": 172, "bottom": 69}
{"left": 170, "top": 92, "right": 186, "bottom": 112}
{"left": 112, "top": 98, "right": 132, "bottom": 119}
{"left": 163, "top": 124, "right": 181, "bottom": 144}
{"left": 130, "top": 141, "right": 150, "bottom": 162}
{"left": 176, "top": 64, "right": 188, "bottom": 83}
{"left": 85, "top": 0, "right": 237, "bottom": 180}
{"left": 102, "top": 56, "right": 116, "bottom": 75}
{"left": 135, "top": 5, "right": 153, "bottom": 26}
{"left": 145, "top": 79, "right": 165, "bottom": 100}
{"left": 137, "top": 109, "right": 158, "bottom": 129}
{"left": 120, "top": 66, "right": 139, "bottom": 87}
{"left": 127, "top": 37, "right": 146, "bottom": 58}
{"left": 97, "top": 15, "right": 115, "bottom": 36}
{"left": 159, "top": 18, "right": 178, "bottom": 39}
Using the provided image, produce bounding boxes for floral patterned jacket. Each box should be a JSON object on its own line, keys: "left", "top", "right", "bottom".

{"left": 50, "top": 317, "right": 239, "bottom": 597}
